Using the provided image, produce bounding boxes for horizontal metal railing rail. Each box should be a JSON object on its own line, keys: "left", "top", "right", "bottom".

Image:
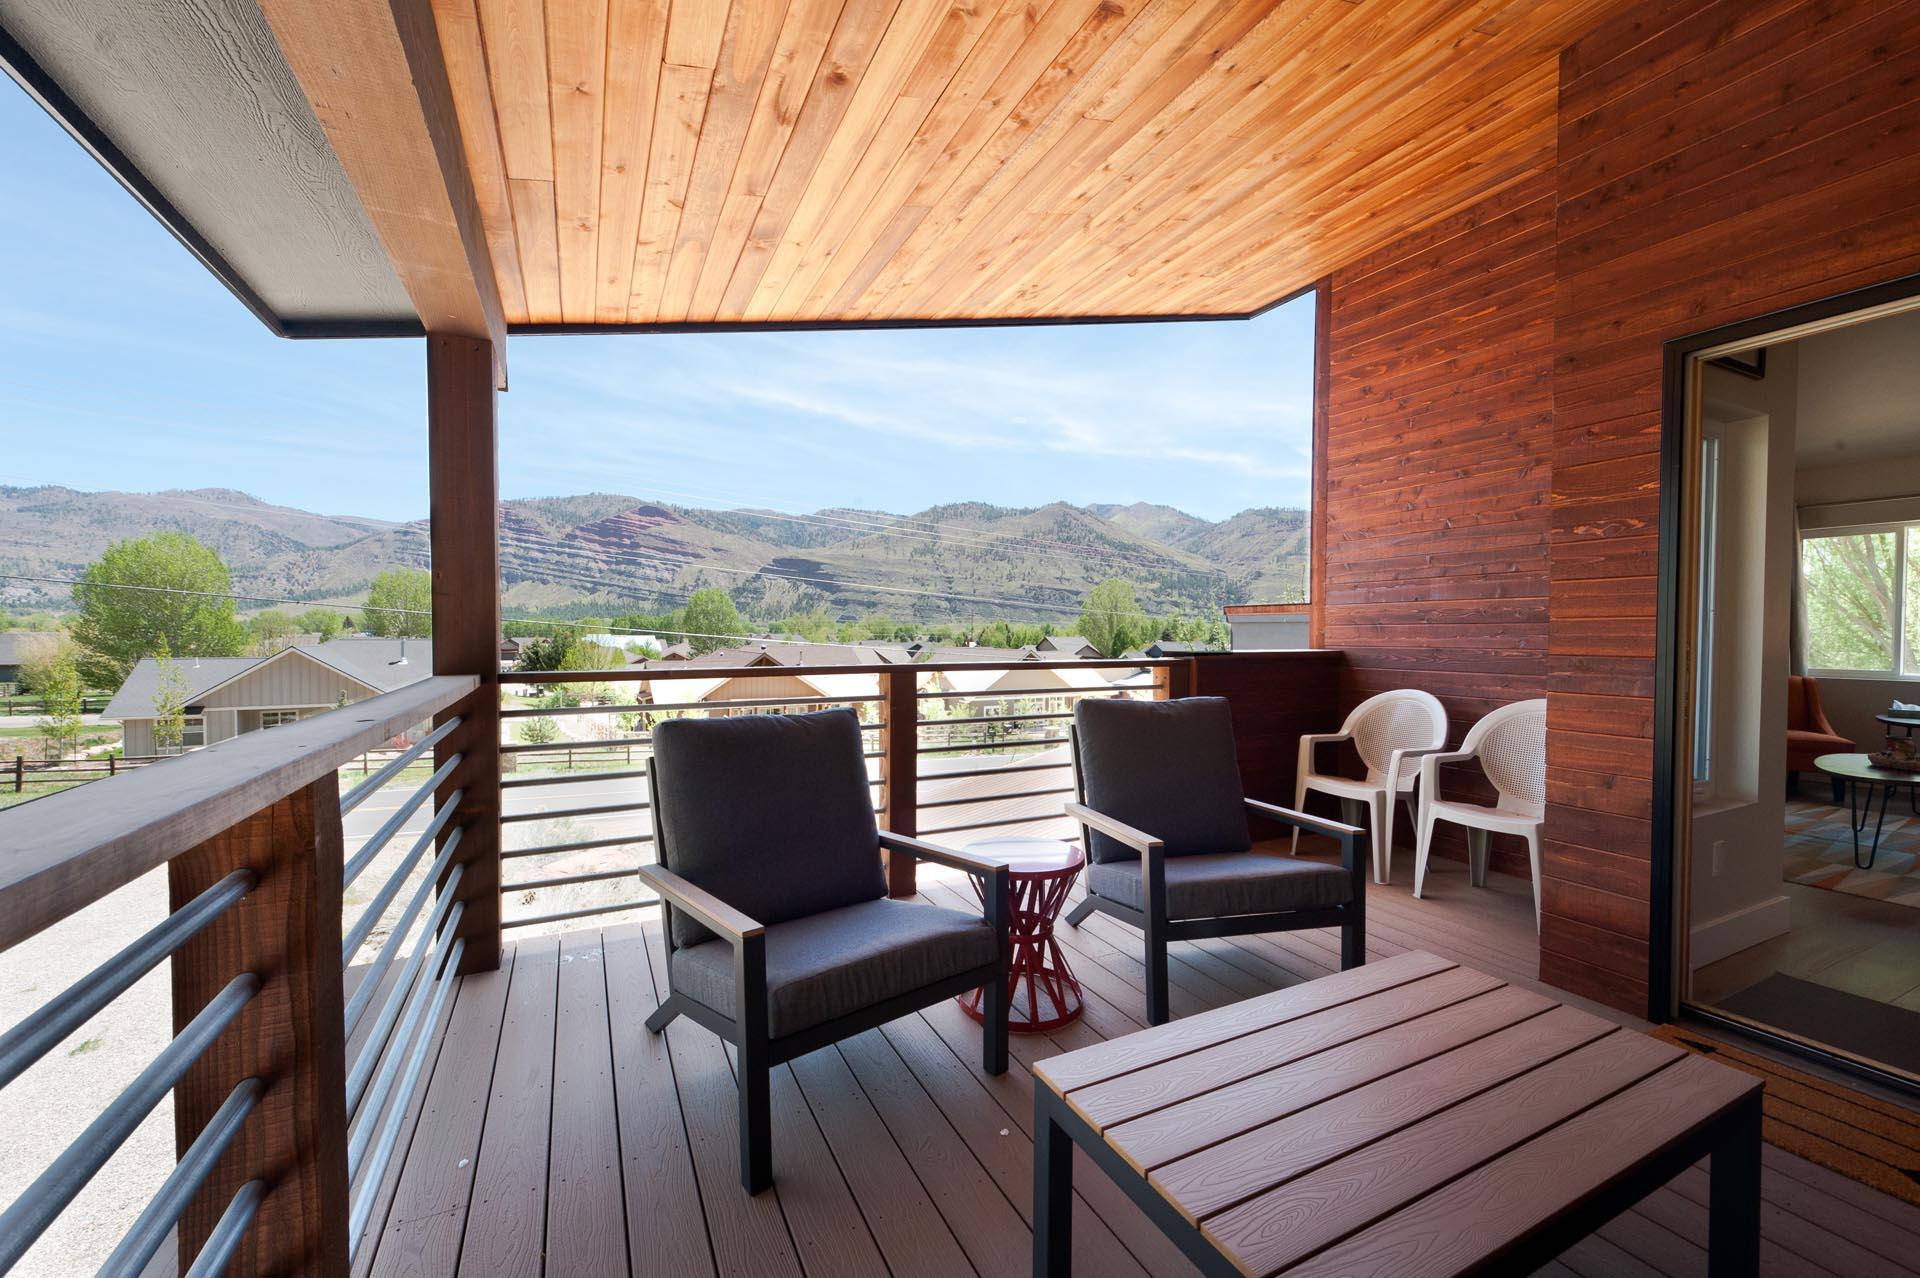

{"left": 489, "top": 659, "right": 1171, "bottom": 932}
{"left": 0, "top": 973, "right": 260, "bottom": 1271}
{"left": 497, "top": 671, "right": 908, "bottom": 931}
{"left": 0, "top": 675, "right": 479, "bottom": 1277}
{"left": 342, "top": 790, "right": 463, "bottom": 964}
{"left": 499, "top": 692, "right": 882, "bottom": 718}
{"left": 338, "top": 716, "right": 462, "bottom": 816}
{"left": 342, "top": 753, "right": 462, "bottom": 889}
{"left": 0, "top": 869, "right": 255, "bottom": 1090}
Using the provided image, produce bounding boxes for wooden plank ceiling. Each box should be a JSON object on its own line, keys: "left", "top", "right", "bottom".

{"left": 428, "top": 0, "right": 1621, "bottom": 327}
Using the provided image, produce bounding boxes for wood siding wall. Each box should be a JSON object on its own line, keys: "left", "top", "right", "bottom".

{"left": 1541, "top": 0, "right": 1920, "bottom": 1012}
{"left": 1319, "top": 0, "right": 1920, "bottom": 1015}
{"left": 1321, "top": 166, "right": 1558, "bottom": 882}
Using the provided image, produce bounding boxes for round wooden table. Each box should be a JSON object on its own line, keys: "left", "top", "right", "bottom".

{"left": 1815, "top": 752, "right": 1920, "bottom": 869}
{"left": 956, "top": 837, "right": 1085, "bottom": 1033}
{"left": 1875, "top": 712, "right": 1920, "bottom": 737}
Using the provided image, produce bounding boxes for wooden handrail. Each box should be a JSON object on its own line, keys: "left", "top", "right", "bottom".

{"left": 0, "top": 674, "right": 478, "bottom": 953}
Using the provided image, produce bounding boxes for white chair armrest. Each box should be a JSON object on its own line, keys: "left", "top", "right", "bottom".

{"left": 1297, "top": 731, "right": 1351, "bottom": 779}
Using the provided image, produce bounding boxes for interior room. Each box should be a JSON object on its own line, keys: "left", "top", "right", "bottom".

{"left": 1685, "top": 303, "right": 1920, "bottom": 1081}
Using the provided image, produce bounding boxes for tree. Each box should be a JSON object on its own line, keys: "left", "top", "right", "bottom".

{"left": 680, "top": 588, "right": 744, "bottom": 654}
{"left": 364, "top": 567, "right": 433, "bottom": 637}
{"left": 151, "top": 640, "right": 189, "bottom": 755}
{"left": 1079, "top": 579, "right": 1150, "bottom": 658}
{"left": 248, "top": 609, "right": 300, "bottom": 654}
{"left": 518, "top": 716, "right": 560, "bottom": 746}
{"left": 516, "top": 632, "right": 578, "bottom": 672}
{"left": 69, "top": 532, "right": 248, "bottom": 687}
{"left": 296, "top": 608, "right": 347, "bottom": 641}
{"left": 34, "top": 650, "right": 84, "bottom": 759}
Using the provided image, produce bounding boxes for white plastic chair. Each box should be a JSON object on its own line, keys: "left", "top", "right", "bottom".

{"left": 1293, "top": 689, "right": 1448, "bottom": 884}
{"left": 1414, "top": 698, "right": 1547, "bottom": 929}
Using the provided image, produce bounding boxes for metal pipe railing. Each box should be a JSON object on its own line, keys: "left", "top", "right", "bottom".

{"left": 499, "top": 833, "right": 651, "bottom": 859}
{"left": 500, "top": 867, "right": 638, "bottom": 893}
{"left": 182, "top": 1179, "right": 264, "bottom": 1278}
{"left": 0, "top": 870, "right": 254, "bottom": 1091}
{"left": 921, "top": 810, "right": 1072, "bottom": 838}
{"left": 502, "top": 900, "right": 655, "bottom": 930}
{"left": 345, "top": 876, "right": 462, "bottom": 1102}
{"left": 917, "top": 784, "right": 1075, "bottom": 810}
{"left": 347, "top": 920, "right": 460, "bottom": 1175}
{"left": 99, "top": 1076, "right": 262, "bottom": 1276}
{"left": 342, "top": 790, "right": 462, "bottom": 964}
{"left": 347, "top": 939, "right": 463, "bottom": 1258}
{"left": 499, "top": 799, "right": 649, "bottom": 824}
{"left": 343, "top": 831, "right": 463, "bottom": 1039}
{"left": 0, "top": 974, "right": 259, "bottom": 1271}
{"left": 338, "top": 716, "right": 462, "bottom": 815}
{"left": 916, "top": 734, "right": 1069, "bottom": 755}
{"left": 341, "top": 753, "right": 462, "bottom": 889}
{"left": 499, "top": 693, "right": 882, "bottom": 718}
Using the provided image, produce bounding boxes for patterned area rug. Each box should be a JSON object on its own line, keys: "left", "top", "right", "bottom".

{"left": 1783, "top": 797, "right": 1920, "bottom": 911}
{"left": 1650, "top": 1024, "right": 1920, "bottom": 1206}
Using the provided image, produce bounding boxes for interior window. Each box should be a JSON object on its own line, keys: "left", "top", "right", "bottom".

{"left": 1801, "top": 527, "right": 1902, "bottom": 674}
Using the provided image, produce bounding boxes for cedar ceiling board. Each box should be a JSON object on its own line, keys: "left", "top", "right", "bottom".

{"left": 0, "top": 0, "right": 412, "bottom": 323}
{"left": 432, "top": 0, "right": 1634, "bottom": 325}
{"left": 435, "top": 0, "right": 530, "bottom": 322}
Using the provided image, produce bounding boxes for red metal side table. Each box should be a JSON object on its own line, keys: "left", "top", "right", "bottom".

{"left": 957, "top": 837, "right": 1085, "bottom": 1033}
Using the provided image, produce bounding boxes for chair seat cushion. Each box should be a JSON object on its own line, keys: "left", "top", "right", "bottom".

{"left": 1088, "top": 850, "right": 1353, "bottom": 920}
{"left": 670, "top": 897, "right": 996, "bottom": 1040}
{"left": 1787, "top": 728, "right": 1853, "bottom": 768}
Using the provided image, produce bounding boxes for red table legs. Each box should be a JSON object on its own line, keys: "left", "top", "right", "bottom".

{"left": 960, "top": 862, "right": 1084, "bottom": 1033}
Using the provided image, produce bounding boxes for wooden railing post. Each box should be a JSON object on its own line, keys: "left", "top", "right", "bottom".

{"left": 881, "top": 668, "right": 918, "bottom": 897}
{"left": 428, "top": 333, "right": 502, "bottom": 974}
{"left": 169, "top": 778, "right": 350, "bottom": 1277}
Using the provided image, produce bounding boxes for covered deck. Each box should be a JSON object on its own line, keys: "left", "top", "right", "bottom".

{"left": 360, "top": 862, "right": 1919, "bottom": 1278}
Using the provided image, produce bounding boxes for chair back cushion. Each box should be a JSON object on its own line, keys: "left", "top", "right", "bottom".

{"left": 1786, "top": 675, "right": 1817, "bottom": 732}
{"left": 652, "top": 708, "right": 885, "bottom": 947}
{"left": 1073, "top": 696, "right": 1250, "bottom": 864}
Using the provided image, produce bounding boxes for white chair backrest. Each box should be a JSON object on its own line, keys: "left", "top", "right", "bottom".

{"left": 1340, "top": 690, "right": 1448, "bottom": 779}
{"left": 1461, "top": 698, "right": 1547, "bottom": 815}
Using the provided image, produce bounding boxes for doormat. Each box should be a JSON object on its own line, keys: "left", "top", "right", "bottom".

{"left": 1649, "top": 1022, "right": 1920, "bottom": 1207}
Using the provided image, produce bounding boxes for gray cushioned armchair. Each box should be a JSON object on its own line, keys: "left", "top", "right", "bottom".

{"left": 637, "top": 709, "right": 1010, "bottom": 1193}
{"left": 1065, "top": 696, "right": 1367, "bottom": 1025}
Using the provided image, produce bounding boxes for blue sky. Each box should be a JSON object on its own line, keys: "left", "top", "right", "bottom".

{"left": 0, "top": 82, "right": 1314, "bottom": 525}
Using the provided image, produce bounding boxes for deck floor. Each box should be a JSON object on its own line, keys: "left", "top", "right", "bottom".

{"left": 356, "top": 855, "right": 1920, "bottom": 1278}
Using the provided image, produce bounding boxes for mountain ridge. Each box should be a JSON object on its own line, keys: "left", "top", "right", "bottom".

{"left": 0, "top": 485, "right": 1308, "bottom": 623}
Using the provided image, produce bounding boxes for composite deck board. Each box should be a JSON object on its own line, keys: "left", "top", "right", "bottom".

{"left": 361, "top": 861, "right": 1920, "bottom": 1276}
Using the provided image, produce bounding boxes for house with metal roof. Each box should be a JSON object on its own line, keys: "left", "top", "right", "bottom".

{"left": 103, "top": 638, "right": 433, "bottom": 756}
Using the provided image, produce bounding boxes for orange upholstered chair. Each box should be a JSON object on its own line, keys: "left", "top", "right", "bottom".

{"left": 1786, "top": 675, "right": 1853, "bottom": 801}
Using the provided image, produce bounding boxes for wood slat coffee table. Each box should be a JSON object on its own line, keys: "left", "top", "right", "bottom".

{"left": 1031, "top": 950, "right": 1763, "bottom": 1277}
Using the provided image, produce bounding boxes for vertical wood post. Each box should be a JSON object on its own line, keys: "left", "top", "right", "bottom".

{"left": 428, "top": 334, "right": 503, "bottom": 973}
{"left": 880, "top": 668, "right": 918, "bottom": 896}
{"left": 170, "top": 780, "right": 350, "bottom": 1277}
{"left": 1150, "top": 661, "right": 1194, "bottom": 701}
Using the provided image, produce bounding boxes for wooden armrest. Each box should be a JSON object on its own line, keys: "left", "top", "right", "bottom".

{"left": 1244, "top": 798, "right": 1363, "bottom": 841}
{"left": 1064, "top": 802, "right": 1164, "bottom": 854}
{"left": 634, "top": 864, "right": 764, "bottom": 942}
{"left": 879, "top": 831, "right": 1000, "bottom": 878}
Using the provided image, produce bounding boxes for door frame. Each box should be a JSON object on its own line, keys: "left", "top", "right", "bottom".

{"left": 1652, "top": 269, "right": 1920, "bottom": 1068}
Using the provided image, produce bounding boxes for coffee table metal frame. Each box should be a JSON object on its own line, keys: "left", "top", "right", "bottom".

{"left": 1817, "top": 752, "right": 1920, "bottom": 869}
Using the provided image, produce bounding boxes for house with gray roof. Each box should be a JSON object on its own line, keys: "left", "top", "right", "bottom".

{"left": 104, "top": 638, "right": 433, "bottom": 756}
{"left": 0, "top": 632, "right": 61, "bottom": 691}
